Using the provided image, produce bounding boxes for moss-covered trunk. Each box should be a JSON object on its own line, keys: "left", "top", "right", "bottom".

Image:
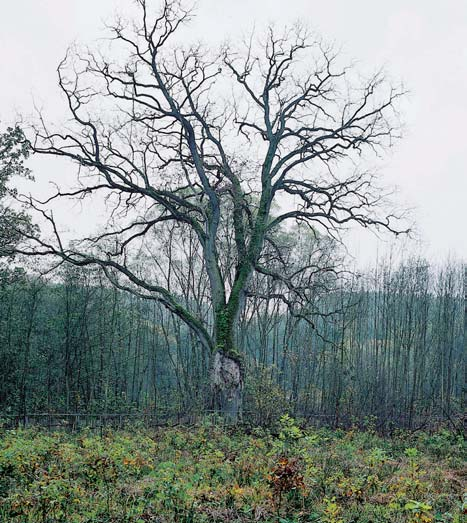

{"left": 211, "top": 310, "right": 243, "bottom": 423}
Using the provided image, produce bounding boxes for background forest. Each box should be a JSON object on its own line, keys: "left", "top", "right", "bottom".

{"left": 1, "top": 254, "right": 464, "bottom": 430}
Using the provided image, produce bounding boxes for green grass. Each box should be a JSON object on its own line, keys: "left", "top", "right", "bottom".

{"left": 0, "top": 417, "right": 465, "bottom": 522}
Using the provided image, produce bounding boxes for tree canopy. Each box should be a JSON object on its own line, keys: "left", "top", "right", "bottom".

{"left": 0, "top": 125, "right": 35, "bottom": 260}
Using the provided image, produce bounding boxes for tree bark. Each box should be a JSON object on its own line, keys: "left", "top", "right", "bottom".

{"left": 211, "top": 310, "right": 243, "bottom": 423}
{"left": 211, "top": 350, "right": 243, "bottom": 423}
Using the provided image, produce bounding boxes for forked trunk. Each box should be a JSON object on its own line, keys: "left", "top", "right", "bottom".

{"left": 211, "top": 350, "right": 243, "bottom": 423}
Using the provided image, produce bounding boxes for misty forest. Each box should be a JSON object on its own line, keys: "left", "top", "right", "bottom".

{"left": 0, "top": 1, "right": 465, "bottom": 522}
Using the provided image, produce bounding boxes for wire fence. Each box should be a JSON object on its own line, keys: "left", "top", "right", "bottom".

{"left": 0, "top": 410, "right": 463, "bottom": 435}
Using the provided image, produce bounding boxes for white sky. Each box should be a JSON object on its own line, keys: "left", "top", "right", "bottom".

{"left": 1, "top": 0, "right": 466, "bottom": 265}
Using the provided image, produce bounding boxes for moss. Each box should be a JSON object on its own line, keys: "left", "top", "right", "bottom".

{"left": 214, "top": 309, "right": 243, "bottom": 365}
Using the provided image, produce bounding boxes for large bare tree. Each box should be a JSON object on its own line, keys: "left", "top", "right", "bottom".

{"left": 15, "top": 0, "right": 406, "bottom": 421}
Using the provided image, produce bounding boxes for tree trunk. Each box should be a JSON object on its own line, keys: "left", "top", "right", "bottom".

{"left": 211, "top": 309, "right": 243, "bottom": 423}
{"left": 211, "top": 350, "right": 243, "bottom": 423}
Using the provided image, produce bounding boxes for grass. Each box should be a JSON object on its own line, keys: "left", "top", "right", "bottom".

{"left": 0, "top": 416, "right": 465, "bottom": 522}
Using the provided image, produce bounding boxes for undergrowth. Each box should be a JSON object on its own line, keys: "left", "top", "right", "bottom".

{"left": 0, "top": 416, "right": 465, "bottom": 522}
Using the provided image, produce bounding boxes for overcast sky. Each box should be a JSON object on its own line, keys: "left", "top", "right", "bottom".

{"left": 1, "top": 0, "right": 466, "bottom": 265}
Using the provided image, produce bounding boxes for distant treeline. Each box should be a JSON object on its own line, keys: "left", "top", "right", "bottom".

{"left": 0, "top": 257, "right": 465, "bottom": 429}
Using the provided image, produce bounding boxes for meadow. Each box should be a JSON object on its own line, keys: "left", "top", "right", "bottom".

{"left": 0, "top": 416, "right": 465, "bottom": 523}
